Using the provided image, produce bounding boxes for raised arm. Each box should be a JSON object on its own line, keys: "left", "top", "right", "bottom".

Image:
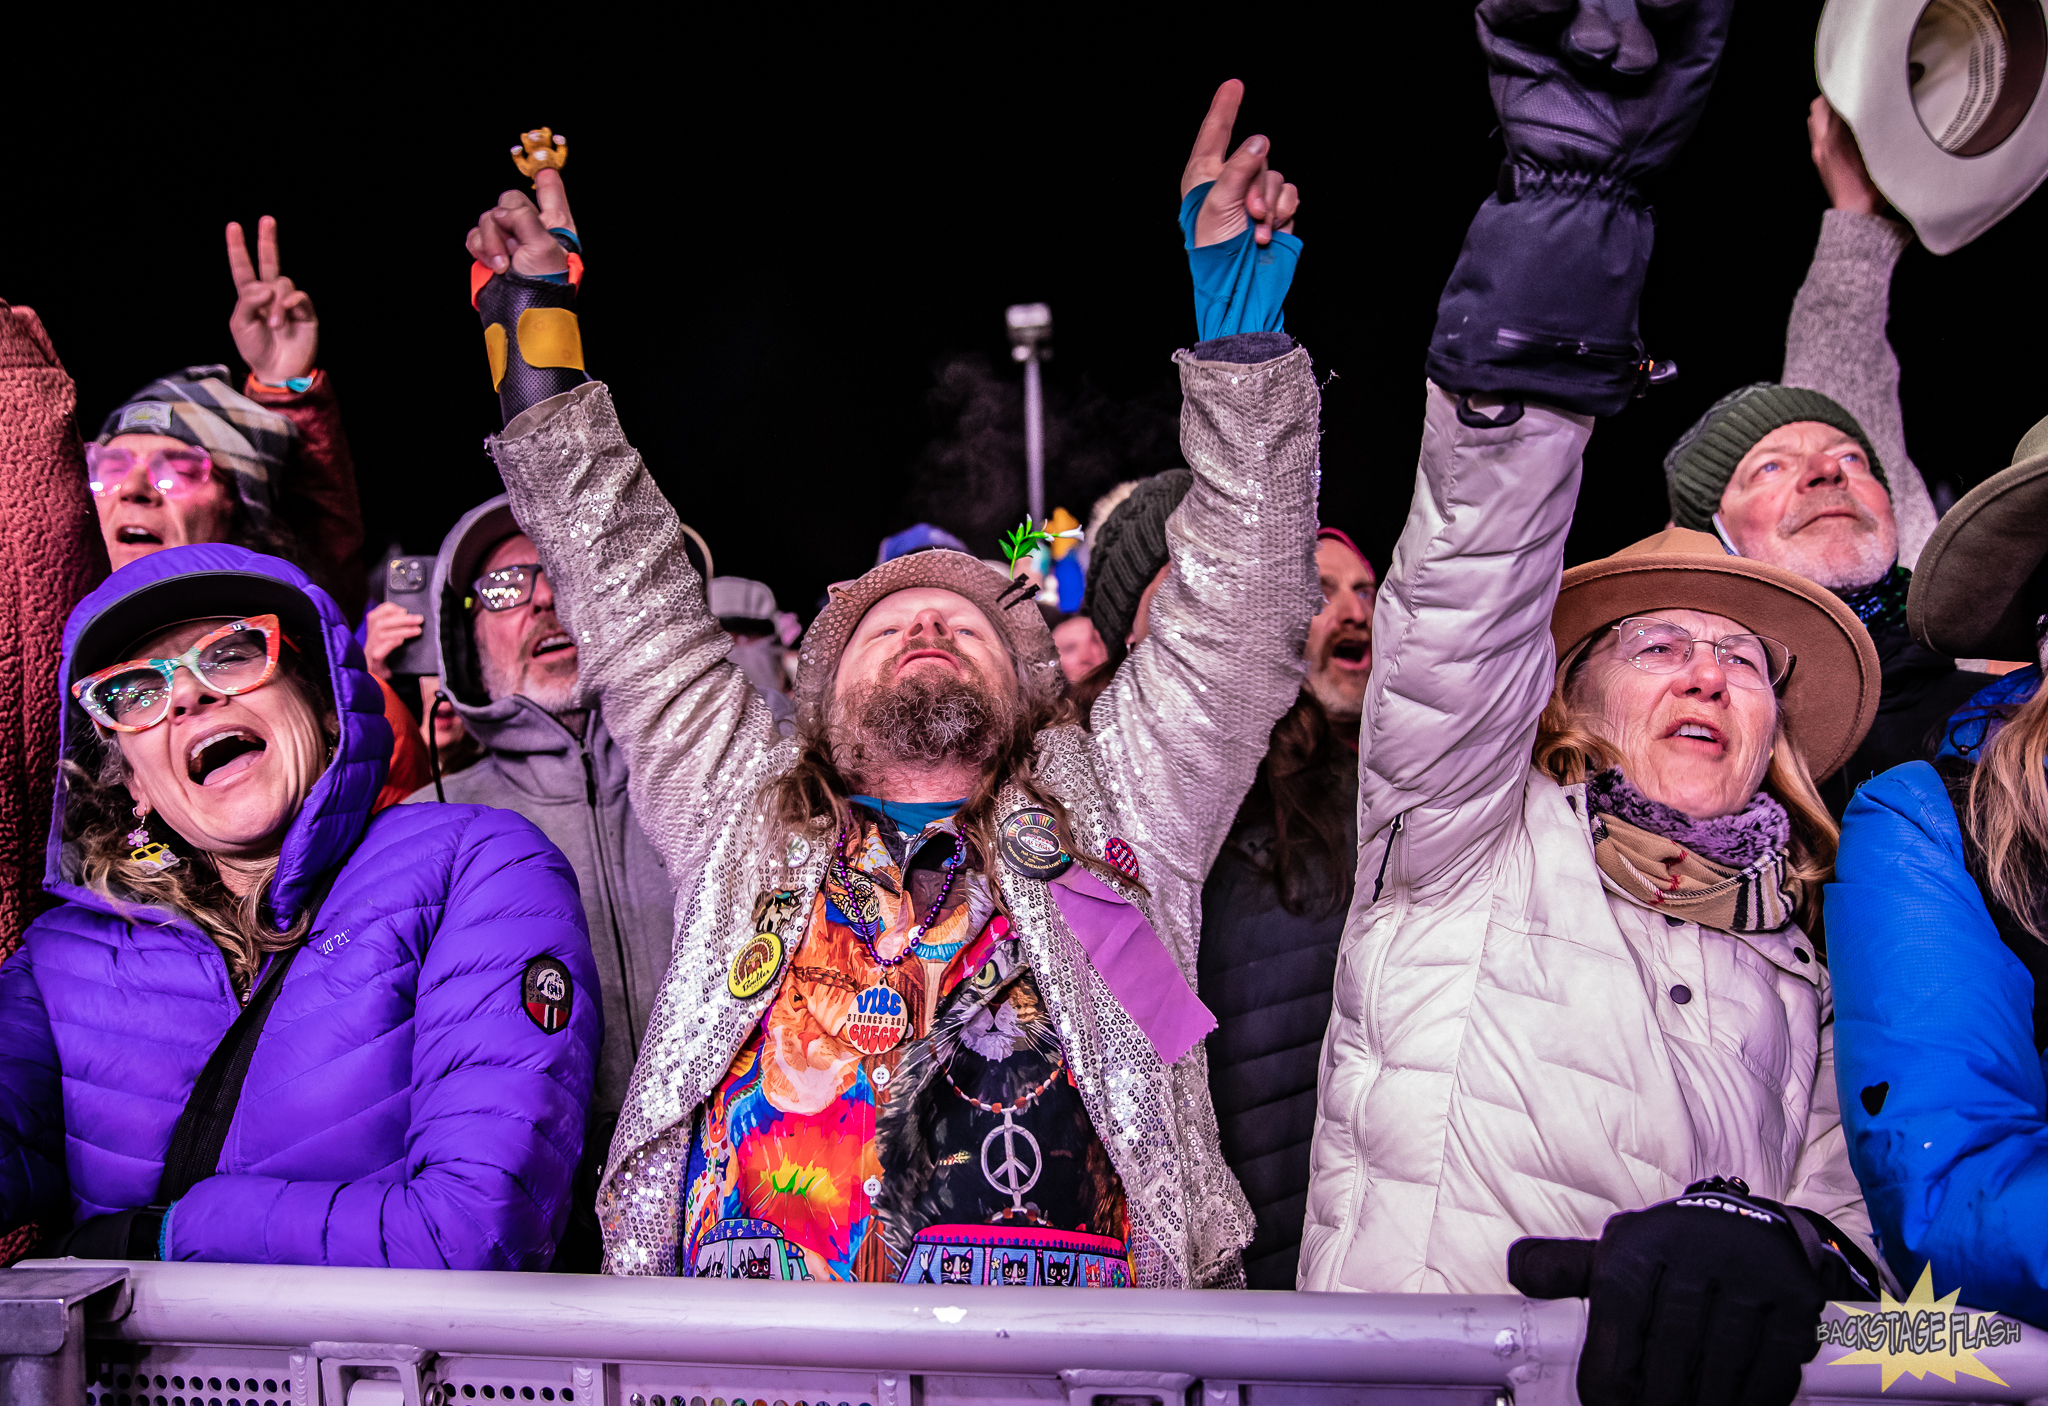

{"left": 226, "top": 218, "right": 368, "bottom": 618}
{"left": 1782, "top": 101, "right": 1938, "bottom": 568}
{"left": 465, "top": 174, "right": 782, "bottom": 880}
{"left": 1089, "top": 83, "right": 1322, "bottom": 890}
{"left": 1365, "top": 0, "right": 1727, "bottom": 895}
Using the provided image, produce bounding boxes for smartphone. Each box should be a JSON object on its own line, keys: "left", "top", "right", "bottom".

{"left": 382, "top": 555, "right": 440, "bottom": 677}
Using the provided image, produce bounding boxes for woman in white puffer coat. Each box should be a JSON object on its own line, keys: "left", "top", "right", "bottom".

{"left": 1302, "top": 4, "right": 1896, "bottom": 1403}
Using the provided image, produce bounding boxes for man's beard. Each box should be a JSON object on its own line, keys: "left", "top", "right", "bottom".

{"left": 480, "top": 617, "right": 581, "bottom": 715}
{"left": 836, "top": 649, "right": 1013, "bottom": 779}
{"left": 1307, "top": 631, "right": 1370, "bottom": 723}
{"left": 1760, "top": 490, "right": 1898, "bottom": 591}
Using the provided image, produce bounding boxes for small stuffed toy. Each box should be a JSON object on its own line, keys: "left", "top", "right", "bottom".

{"left": 511, "top": 128, "right": 568, "bottom": 181}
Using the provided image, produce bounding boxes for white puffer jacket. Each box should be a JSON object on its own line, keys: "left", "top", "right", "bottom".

{"left": 1298, "top": 385, "right": 1876, "bottom": 1294}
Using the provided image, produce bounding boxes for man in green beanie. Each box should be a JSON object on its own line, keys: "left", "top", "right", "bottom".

{"left": 1662, "top": 100, "right": 1990, "bottom": 813}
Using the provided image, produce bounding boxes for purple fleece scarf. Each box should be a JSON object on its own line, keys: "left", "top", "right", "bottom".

{"left": 1586, "top": 769, "right": 1790, "bottom": 869}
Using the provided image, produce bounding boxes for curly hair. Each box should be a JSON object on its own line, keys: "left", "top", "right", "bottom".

{"left": 61, "top": 648, "right": 330, "bottom": 998}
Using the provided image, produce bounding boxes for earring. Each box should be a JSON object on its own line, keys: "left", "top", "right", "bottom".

{"left": 126, "top": 804, "right": 181, "bottom": 874}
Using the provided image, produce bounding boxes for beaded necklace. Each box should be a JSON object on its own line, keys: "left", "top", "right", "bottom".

{"left": 941, "top": 1053, "right": 1067, "bottom": 1114}
{"left": 831, "top": 820, "right": 968, "bottom": 969}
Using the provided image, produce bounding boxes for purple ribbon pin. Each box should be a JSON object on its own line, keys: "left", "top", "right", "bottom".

{"left": 1047, "top": 865, "right": 1216, "bottom": 1064}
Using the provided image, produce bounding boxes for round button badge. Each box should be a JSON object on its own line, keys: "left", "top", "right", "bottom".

{"left": 845, "top": 982, "right": 909, "bottom": 1054}
{"left": 727, "top": 930, "right": 785, "bottom": 1000}
{"left": 997, "top": 807, "right": 1071, "bottom": 880}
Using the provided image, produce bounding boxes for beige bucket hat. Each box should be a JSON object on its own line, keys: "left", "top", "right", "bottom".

{"left": 1551, "top": 527, "right": 1883, "bottom": 780}
{"left": 1908, "top": 413, "right": 2048, "bottom": 660}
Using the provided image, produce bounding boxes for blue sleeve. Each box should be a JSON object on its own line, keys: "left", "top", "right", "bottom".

{"left": 0, "top": 937, "right": 68, "bottom": 1235}
{"left": 1827, "top": 761, "right": 2048, "bottom": 1324}
{"left": 166, "top": 809, "right": 602, "bottom": 1269}
{"left": 1181, "top": 182, "right": 1302, "bottom": 342}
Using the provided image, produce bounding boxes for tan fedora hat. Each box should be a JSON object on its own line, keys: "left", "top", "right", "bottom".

{"left": 793, "top": 549, "right": 1063, "bottom": 736}
{"left": 1551, "top": 528, "right": 1883, "bottom": 780}
{"left": 1818, "top": 0, "right": 2048, "bottom": 255}
{"left": 1908, "top": 413, "right": 2048, "bottom": 659}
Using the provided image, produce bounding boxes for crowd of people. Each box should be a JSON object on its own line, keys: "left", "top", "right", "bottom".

{"left": 3, "top": 4, "right": 2047, "bottom": 1402}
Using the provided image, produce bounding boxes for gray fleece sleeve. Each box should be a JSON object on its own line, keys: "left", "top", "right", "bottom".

{"left": 1782, "top": 210, "right": 1937, "bottom": 568}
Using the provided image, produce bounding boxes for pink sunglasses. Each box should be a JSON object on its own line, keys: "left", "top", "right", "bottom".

{"left": 85, "top": 443, "right": 217, "bottom": 499}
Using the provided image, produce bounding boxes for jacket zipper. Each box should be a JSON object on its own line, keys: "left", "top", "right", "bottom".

{"left": 580, "top": 738, "right": 639, "bottom": 1063}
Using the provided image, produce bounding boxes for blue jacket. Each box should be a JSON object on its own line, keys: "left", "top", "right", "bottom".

{"left": 0, "top": 544, "right": 600, "bottom": 1268}
{"left": 1829, "top": 741, "right": 2048, "bottom": 1324}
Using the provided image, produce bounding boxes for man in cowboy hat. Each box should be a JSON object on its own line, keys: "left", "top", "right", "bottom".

{"left": 1660, "top": 98, "right": 1995, "bottom": 812}
{"left": 456, "top": 87, "right": 1319, "bottom": 1287}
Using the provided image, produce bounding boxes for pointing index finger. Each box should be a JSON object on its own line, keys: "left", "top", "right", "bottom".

{"left": 1182, "top": 79, "right": 1244, "bottom": 196}
{"left": 533, "top": 168, "right": 577, "bottom": 236}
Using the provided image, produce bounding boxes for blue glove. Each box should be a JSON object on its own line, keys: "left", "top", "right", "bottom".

{"left": 1182, "top": 182, "right": 1301, "bottom": 342}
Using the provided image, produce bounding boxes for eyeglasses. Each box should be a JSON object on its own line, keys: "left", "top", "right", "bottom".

{"left": 72, "top": 615, "right": 288, "bottom": 732}
{"left": 469, "top": 563, "right": 546, "bottom": 613}
{"left": 84, "top": 443, "right": 216, "bottom": 499}
{"left": 1612, "top": 617, "right": 1791, "bottom": 691}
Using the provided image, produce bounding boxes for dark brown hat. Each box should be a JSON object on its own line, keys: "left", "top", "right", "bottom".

{"left": 1907, "top": 415, "right": 2048, "bottom": 662}
{"left": 1550, "top": 527, "right": 1882, "bottom": 780}
{"left": 793, "top": 549, "right": 1062, "bottom": 734}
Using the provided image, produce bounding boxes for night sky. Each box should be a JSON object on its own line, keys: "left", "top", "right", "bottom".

{"left": 13, "top": 7, "right": 2047, "bottom": 621}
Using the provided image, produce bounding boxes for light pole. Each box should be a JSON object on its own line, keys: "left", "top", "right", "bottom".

{"left": 1005, "top": 302, "right": 1052, "bottom": 526}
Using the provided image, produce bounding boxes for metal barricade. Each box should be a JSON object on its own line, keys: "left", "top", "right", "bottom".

{"left": 1, "top": 1260, "right": 2039, "bottom": 1406}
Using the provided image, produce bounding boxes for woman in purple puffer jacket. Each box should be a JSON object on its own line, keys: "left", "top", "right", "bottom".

{"left": 0, "top": 543, "right": 600, "bottom": 1267}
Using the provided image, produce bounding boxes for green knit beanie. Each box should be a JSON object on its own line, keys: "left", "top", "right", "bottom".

{"left": 1081, "top": 469, "right": 1193, "bottom": 652}
{"left": 1662, "top": 384, "right": 1887, "bottom": 532}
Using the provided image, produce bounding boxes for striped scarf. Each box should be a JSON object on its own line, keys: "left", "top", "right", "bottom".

{"left": 1590, "top": 809, "right": 1802, "bottom": 934}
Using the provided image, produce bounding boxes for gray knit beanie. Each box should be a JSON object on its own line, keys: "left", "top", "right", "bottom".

{"left": 1663, "top": 384, "right": 1886, "bottom": 532}
{"left": 1081, "top": 469, "right": 1193, "bottom": 651}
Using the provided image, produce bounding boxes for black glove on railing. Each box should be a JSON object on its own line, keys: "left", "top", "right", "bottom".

{"left": 44, "top": 1206, "right": 164, "bottom": 1261}
{"left": 1509, "top": 1176, "right": 1881, "bottom": 1406}
{"left": 1426, "top": 0, "right": 1733, "bottom": 416}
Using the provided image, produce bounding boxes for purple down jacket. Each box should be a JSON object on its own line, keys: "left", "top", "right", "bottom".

{"left": 0, "top": 544, "right": 600, "bottom": 1268}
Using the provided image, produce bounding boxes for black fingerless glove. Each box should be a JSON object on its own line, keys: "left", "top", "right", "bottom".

{"left": 473, "top": 232, "right": 589, "bottom": 427}
{"left": 45, "top": 1206, "right": 164, "bottom": 1261}
{"left": 1510, "top": 1177, "right": 1881, "bottom": 1406}
{"left": 1426, "top": 0, "right": 1733, "bottom": 416}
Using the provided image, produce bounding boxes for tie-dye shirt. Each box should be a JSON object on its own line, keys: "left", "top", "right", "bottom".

{"left": 680, "top": 803, "right": 1129, "bottom": 1283}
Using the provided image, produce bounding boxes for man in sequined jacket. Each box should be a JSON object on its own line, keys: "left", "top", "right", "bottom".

{"left": 457, "top": 84, "right": 1320, "bottom": 1288}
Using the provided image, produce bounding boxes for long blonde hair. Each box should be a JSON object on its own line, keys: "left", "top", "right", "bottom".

{"left": 1531, "top": 635, "right": 1839, "bottom": 931}
{"left": 1964, "top": 682, "right": 2048, "bottom": 939}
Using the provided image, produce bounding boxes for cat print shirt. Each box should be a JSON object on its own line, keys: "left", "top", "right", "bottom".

{"left": 680, "top": 803, "right": 1131, "bottom": 1285}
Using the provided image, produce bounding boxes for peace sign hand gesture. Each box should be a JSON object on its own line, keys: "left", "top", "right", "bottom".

{"left": 1179, "top": 80, "right": 1299, "bottom": 249}
{"left": 226, "top": 216, "right": 319, "bottom": 386}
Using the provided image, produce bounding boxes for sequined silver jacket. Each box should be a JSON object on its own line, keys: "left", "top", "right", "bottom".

{"left": 486, "top": 344, "right": 1321, "bottom": 1286}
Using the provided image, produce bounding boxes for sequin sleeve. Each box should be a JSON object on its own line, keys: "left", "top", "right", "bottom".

{"left": 1087, "top": 343, "right": 1323, "bottom": 945}
{"left": 486, "top": 383, "right": 782, "bottom": 882}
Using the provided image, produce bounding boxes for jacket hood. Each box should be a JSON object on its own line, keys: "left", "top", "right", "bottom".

{"left": 432, "top": 495, "right": 523, "bottom": 707}
{"left": 48, "top": 543, "right": 392, "bottom": 929}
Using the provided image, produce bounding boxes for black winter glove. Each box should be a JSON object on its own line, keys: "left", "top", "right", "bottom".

{"left": 1426, "top": 0, "right": 1733, "bottom": 416}
{"left": 44, "top": 1206, "right": 164, "bottom": 1261}
{"left": 1509, "top": 1177, "right": 1881, "bottom": 1406}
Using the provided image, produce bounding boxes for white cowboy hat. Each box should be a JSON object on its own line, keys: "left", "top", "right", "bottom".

{"left": 1818, "top": 0, "right": 2048, "bottom": 254}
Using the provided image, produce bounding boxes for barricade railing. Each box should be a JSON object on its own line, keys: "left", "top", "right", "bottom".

{"left": 0, "top": 1259, "right": 2038, "bottom": 1406}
